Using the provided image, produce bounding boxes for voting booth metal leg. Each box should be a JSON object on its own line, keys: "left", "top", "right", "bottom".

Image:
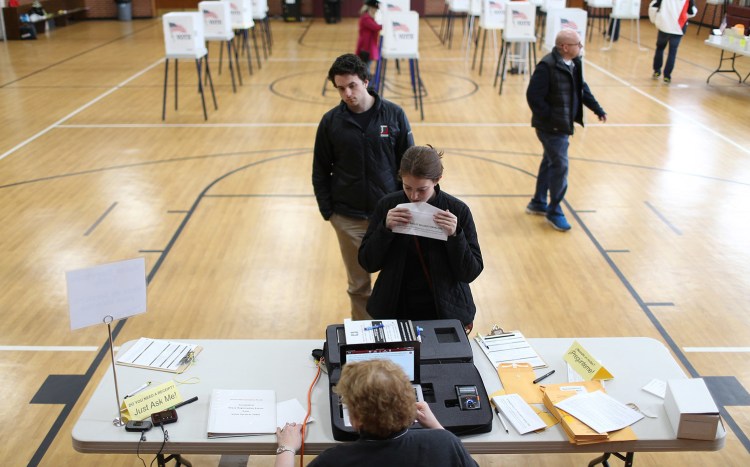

{"left": 602, "top": 19, "right": 618, "bottom": 51}
{"left": 414, "top": 59, "right": 424, "bottom": 121}
{"left": 493, "top": 39, "right": 505, "bottom": 88}
{"left": 194, "top": 59, "right": 208, "bottom": 121}
{"left": 103, "top": 316, "right": 125, "bottom": 427}
{"left": 157, "top": 453, "right": 193, "bottom": 467}
{"left": 587, "top": 451, "right": 634, "bottom": 467}
{"left": 162, "top": 59, "right": 169, "bottom": 121}
{"left": 239, "top": 30, "right": 255, "bottom": 76}
{"left": 251, "top": 27, "right": 263, "bottom": 69}
{"left": 439, "top": 4, "right": 449, "bottom": 44}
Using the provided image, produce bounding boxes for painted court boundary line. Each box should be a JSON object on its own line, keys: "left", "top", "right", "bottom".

{"left": 586, "top": 59, "right": 750, "bottom": 156}
{"left": 56, "top": 122, "right": 677, "bottom": 129}
{"left": 0, "top": 58, "right": 165, "bottom": 163}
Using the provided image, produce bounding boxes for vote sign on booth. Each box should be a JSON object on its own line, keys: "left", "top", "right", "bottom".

{"left": 544, "top": 8, "right": 588, "bottom": 51}
{"left": 612, "top": 0, "right": 640, "bottom": 19}
{"left": 200, "top": 2, "right": 233, "bottom": 40}
{"left": 222, "top": 0, "right": 254, "bottom": 29}
{"left": 382, "top": 11, "right": 420, "bottom": 58}
{"left": 163, "top": 12, "right": 206, "bottom": 57}
{"left": 481, "top": 0, "right": 506, "bottom": 30}
{"left": 505, "top": 2, "right": 536, "bottom": 39}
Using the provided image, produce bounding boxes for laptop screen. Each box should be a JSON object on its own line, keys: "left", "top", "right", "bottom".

{"left": 340, "top": 341, "right": 420, "bottom": 383}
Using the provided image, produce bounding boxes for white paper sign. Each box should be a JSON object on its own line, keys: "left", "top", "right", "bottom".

{"left": 391, "top": 202, "right": 448, "bottom": 241}
{"left": 67, "top": 258, "right": 147, "bottom": 330}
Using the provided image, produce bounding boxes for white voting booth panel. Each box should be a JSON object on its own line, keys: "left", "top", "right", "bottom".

{"left": 380, "top": 0, "right": 410, "bottom": 24}
{"left": 505, "top": 2, "right": 536, "bottom": 40}
{"left": 382, "top": 11, "right": 420, "bottom": 58}
{"left": 470, "top": 0, "right": 482, "bottom": 17}
{"left": 544, "top": 8, "right": 588, "bottom": 51}
{"left": 541, "top": 0, "right": 565, "bottom": 13}
{"left": 450, "top": 0, "right": 470, "bottom": 13}
{"left": 163, "top": 12, "right": 207, "bottom": 58}
{"left": 252, "top": 0, "right": 268, "bottom": 19}
{"left": 612, "top": 0, "right": 639, "bottom": 19}
{"left": 223, "top": 0, "right": 254, "bottom": 29}
{"left": 588, "top": 0, "right": 613, "bottom": 7}
{"left": 200, "top": 2, "right": 234, "bottom": 41}
{"left": 481, "top": 0, "right": 507, "bottom": 30}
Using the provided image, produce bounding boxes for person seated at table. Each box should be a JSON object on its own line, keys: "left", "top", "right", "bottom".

{"left": 358, "top": 145, "right": 483, "bottom": 333}
{"left": 274, "top": 359, "right": 478, "bottom": 467}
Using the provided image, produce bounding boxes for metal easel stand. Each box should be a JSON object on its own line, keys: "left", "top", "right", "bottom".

{"left": 104, "top": 315, "right": 125, "bottom": 427}
{"left": 588, "top": 451, "right": 635, "bottom": 467}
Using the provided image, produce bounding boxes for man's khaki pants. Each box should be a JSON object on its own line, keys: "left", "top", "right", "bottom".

{"left": 329, "top": 213, "right": 372, "bottom": 321}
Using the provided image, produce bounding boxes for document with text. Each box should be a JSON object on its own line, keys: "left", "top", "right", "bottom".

{"left": 554, "top": 390, "right": 643, "bottom": 434}
{"left": 492, "top": 394, "right": 546, "bottom": 434}
{"left": 391, "top": 202, "right": 448, "bottom": 241}
{"left": 207, "top": 389, "right": 276, "bottom": 438}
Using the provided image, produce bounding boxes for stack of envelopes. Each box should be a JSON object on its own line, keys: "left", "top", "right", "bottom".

{"left": 541, "top": 381, "right": 636, "bottom": 444}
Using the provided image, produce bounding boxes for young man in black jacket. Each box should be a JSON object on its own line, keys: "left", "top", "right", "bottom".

{"left": 525, "top": 29, "right": 607, "bottom": 232}
{"left": 313, "top": 54, "right": 414, "bottom": 320}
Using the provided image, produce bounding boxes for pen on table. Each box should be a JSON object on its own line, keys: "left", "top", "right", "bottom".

{"left": 532, "top": 370, "right": 555, "bottom": 385}
{"left": 493, "top": 406, "right": 509, "bottom": 433}
{"left": 364, "top": 324, "right": 384, "bottom": 331}
{"left": 124, "top": 381, "right": 151, "bottom": 399}
{"left": 171, "top": 396, "right": 198, "bottom": 410}
{"left": 474, "top": 335, "right": 489, "bottom": 350}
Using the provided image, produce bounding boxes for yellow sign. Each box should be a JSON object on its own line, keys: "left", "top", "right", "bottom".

{"left": 563, "top": 341, "right": 613, "bottom": 381}
{"left": 121, "top": 380, "right": 182, "bottom": 421}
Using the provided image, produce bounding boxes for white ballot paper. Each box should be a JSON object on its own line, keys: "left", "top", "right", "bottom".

{"left": 391, "top": 202, "right": 448, "bottom": 241}
{"left": 642, "top": 378, "right": 667, "bottom": 398}
{"left": 276, "top": 399, "right": 313, "bottom": 427}
{"left": 554, "top": 390, "right": 644, "bottom": 434}
{"left": 492, "top": 394, "right": 546, "bottom": 434}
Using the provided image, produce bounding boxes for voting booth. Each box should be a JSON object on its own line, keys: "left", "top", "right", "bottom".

{"left": 324, "top": 319, "right": 493, "bottom": 441}
{"left": 605, "top": 0, "right": 645, "bottom": 50}
{"left": 223, "top": 0, "right": 259, "bottom": 73}
{"left": 379, "top": 10, "right": 425, "bottom": 120}
{"left": 472, "top": 0, "right": 507, "bottom": 74}
{"left": 585, "top": 0, "right": 613, "bottom": 42}
{"left": 162, "top": 12, "right": 217, "bottom": 121}
{"left": 538, "top": 0, "right": 566, "bottom": 47}
{"left": 200, "top": 1, "right": 241, "bottom": 93}
{"left": 495, "top": 1, "right": 537, "bottom": 94}
{"left": 543, "top": 8, "right": 588, "bottom": 52}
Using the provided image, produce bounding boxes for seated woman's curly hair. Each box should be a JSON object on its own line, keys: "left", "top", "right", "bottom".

{"left": 334, "top": 359, "right": 416, "bottom": 438}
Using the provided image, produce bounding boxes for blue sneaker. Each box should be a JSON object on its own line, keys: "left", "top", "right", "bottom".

{"left": 546, "top": 214, "right": 571, "bottom": 232}
{"left": 525, "top": 202, "right": 547, "bottom": 216}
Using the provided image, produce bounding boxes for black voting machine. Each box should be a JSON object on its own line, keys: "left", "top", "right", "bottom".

{"left": 324, "top": 319, "right": 493, "bottom": 441}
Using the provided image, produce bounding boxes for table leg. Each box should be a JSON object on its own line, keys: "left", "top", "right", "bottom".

{"left": 588, "top": 451, "right": 634, "bottom": 467}
{"left": 157, "top": 453, "right": 193, "bottom": 466}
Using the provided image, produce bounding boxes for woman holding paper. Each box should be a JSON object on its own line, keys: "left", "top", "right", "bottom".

{"left": 358, "top": 145, "right": 483, "bottom": 331}
{"left": 273, "top": 360, "right": 478, "bottom": 466}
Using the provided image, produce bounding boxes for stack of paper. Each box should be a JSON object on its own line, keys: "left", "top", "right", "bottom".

{"left": 474, "top": 330, "right": 546, "bottom": 369}
{"left": 207, "top": 389, "right": 276, "bottom": 438}
{"left": 542, "top": 382, "right": 639, "bottom": 445}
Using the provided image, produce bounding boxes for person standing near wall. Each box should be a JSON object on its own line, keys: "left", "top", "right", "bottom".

{"left": 649, "top": 0, "right": 697, "bottom": 83}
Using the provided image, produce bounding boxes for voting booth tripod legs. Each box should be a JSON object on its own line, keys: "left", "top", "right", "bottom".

{"left": 588, "top": 451, "right": 635, "bottom": 467}
{"left": 156, "top": 453, "right": 192, "bottom": 466}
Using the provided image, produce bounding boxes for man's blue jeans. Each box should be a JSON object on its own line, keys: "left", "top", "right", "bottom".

{"left": 653, "top": 29, "right": 685, "bottom": 79}
{"left": 532, "top": 129, "right": 569, "bottom": 217}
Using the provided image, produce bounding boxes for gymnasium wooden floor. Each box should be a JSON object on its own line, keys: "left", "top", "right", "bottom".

{"left": 0, "top": 14, "right": 748, "bottom": 467}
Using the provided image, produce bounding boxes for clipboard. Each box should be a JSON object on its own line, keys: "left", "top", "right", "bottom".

{"left": 116, "top": 337, "right": 202, "bottom": 374}
{"left": 474, "top": 326, "right": 547, "bottom": 369}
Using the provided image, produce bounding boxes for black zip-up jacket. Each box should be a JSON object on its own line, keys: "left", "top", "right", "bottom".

{"left": 313, "top": 91, "right": 414, "bottom": 220}
{"left": 358, "top": 187, "right": 483, "bottom": 326}
{"left": 526, "top": 48, "right": 606, "bottom": 135}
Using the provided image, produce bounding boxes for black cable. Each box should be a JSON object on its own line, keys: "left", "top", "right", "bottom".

{"left": 136, "top": 432, "right": 147, "bottom": 467}
{"left": 149, "top": 425, "right": 169, "bottom": 467}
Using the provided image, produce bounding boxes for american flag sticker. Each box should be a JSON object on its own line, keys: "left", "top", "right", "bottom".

{"left": 560, "top": 18, "right": 578, "bottom": 30}
{"left": 203, "top": 9, "right": 220, "bottom": 20}
{"left": 392, "top": 21, "right": 410, "bottom": 33}
{"left": 380, "top": 125, "right": 390, "bottom": 137}
{"left": 512, "top": 10, "right": 527, "bottom": 20}
{"left": 169, "top": 22, "right": 188, "bottom": 34}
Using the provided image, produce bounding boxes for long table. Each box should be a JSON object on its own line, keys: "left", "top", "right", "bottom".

{"left": 72, "top": 337, "right": 725, "bottom": 459}
{"left": 704, "top": 39, "right": 750, "bottom": 84}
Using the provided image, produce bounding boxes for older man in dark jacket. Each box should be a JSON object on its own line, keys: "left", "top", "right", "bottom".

{"left": 313, "top": 54, "right": 414, "bottom": 320}
{"left": 525, "top": 29, "right": 607, "bottom": 232}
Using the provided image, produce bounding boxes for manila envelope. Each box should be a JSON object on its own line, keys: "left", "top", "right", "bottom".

{"left": 497, "top": 363, "right": 543, "bottom": 404}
